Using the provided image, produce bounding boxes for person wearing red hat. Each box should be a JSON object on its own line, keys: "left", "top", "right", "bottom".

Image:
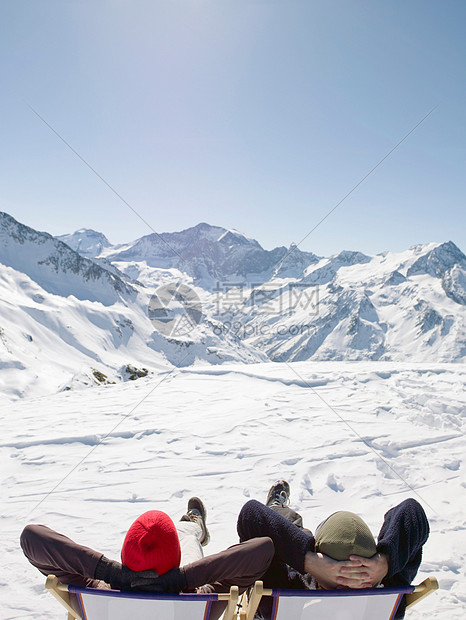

{"left": 20, "top": 496, "right": 275, "bottom": 596}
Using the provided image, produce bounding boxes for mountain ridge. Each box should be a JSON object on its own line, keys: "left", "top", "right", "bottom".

{"left": 0, "top": 211, "right": 465, "bottom": 399}
{"left": 61, "top": 221, "right": 320, "bottom": 283}
{"left": 0, "top": 212, "right": 137, "bottom": 305}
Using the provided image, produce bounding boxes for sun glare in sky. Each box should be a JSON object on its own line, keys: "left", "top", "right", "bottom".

{"left": 1, "top": 1, "right": 464, "bottom": 255}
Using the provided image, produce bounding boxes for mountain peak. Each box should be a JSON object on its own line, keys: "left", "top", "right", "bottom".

{"left": 192, "top": 221, "right": 220, "bottom": 230}
{"left": 57, "top": 228, "right": 111, "bottom": 258}
{"left": 179, "top": 222, "right": 226, "bottom": 236}
{"left": 217, "top": 229, "right": 261, "bottom": 248}
{"left": 333, "top": 250, "right": 371, "bottom": 265}
{"left": 407, "top": 241, "right": 466, "bottom": 278}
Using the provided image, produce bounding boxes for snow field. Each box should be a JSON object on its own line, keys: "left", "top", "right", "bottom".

{"left": 1, "top": 361, "right": 465, "bottom": 618}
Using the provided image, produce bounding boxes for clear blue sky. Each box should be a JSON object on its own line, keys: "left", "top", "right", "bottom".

{"left": 1, "top": 1, "right": 465, "bottom": 255}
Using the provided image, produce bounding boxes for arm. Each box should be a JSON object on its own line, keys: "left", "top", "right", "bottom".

{"left": 134, "top": 537, "right": 275, "bottom": 594}
{"left": 20, "top": 524, "right": 160, "bottom": 591}
{"left": 132, "top": 537, "right": 275, "bottom": 594}
{"left": 376, "top": 498, "right": 429, "bottom": 587}
{"left": 343, "top": 499, "right": 429, "bottom": 589}
{"left": 20, "top": 524, "right": 104, "bottom": 587}
{"left": 184, "top": 537, "right": 274, "bottom": 593}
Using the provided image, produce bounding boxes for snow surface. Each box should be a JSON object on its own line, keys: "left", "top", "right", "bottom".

{"left": 2, "top": 361, "right": 465, "bottom": 618}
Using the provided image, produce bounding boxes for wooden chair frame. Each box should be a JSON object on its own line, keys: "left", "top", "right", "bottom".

{"left": 405, "top": 576, "right": 439, "bottom": 609}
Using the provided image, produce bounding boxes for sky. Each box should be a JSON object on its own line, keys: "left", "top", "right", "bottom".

{"left": 0, "top": 0, "right": 465, "bottom": 256}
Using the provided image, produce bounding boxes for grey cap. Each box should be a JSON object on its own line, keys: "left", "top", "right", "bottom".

{"left": 315, "top": 511, "right": 376, "bottom": 561}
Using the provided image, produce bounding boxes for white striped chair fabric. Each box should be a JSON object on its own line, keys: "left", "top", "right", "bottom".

{"left": 239, "top": 578, "right": 439, "bottom": 620}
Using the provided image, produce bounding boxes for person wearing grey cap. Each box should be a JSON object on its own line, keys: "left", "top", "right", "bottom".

{"left": 237, "top": 480, "right": 429, "bottom": 619}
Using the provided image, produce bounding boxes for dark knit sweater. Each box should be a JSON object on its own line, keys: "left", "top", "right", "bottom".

{"left": 377, "top": 498, "right": 430, "bottom": 587}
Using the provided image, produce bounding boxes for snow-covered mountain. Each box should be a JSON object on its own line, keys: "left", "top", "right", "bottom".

{"left": 72, "top": 222, "right": 320, "bottom": 284}
{"left": 56, "top": 228, "right": 141, "bottom": 282}
{"left": 229, "top": 241, "right": 466, "bottom": 362}
{"left": 0, "top": 213, "right": 266, "bottom": 400}
{"left": 0, "top": 212, "right": 137, "bottom": 305}
{"left": 57, "top": 228, "right": 112, "bottom": 259}
{"left": 61, "top": 220, "right": 465, "bottom": 363}
{"left": 1, "top": 212, "right": 465, "bottom": 399}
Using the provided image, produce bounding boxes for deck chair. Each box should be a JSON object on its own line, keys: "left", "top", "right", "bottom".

{"left": 45, "top": 574, "right": 239, "bottom": 620}
{"left": 239, "top": 577, "right": 439, "bottom": 619}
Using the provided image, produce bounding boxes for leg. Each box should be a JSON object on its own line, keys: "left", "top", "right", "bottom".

{"left": 269, "top": 504, "right": 313, "bottom": 536}
{"left": 265, "top": 480, "right": 313, "bottom": 535}
{"left": 237, "top": 500, "right": 315, "bottom": 578}
{"left": 177, "top": 496, "right": 210, "bottom": 565}
{"left": 20, "top": 524, "right": 105, "bottom": 587}
{"left": 179, "top": 497, "right": 210, "bottom": 546}
{"left": 176, "top": 521, "right": 204, "bottom": 565}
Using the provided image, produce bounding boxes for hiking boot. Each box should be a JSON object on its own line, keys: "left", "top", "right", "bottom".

{"left": 266, "top": 480, "right": 291, "bottom": 507}
{"left": 180, "top": 497, "right": 210, "bottom": 546}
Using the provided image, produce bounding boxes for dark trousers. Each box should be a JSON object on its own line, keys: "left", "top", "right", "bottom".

{"left": 269, "top": 504, "right": 313, "bottom": 537}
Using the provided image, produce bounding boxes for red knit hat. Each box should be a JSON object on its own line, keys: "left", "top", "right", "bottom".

{"left": 121, "top": 510, "right": 181, "bottom": 575}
